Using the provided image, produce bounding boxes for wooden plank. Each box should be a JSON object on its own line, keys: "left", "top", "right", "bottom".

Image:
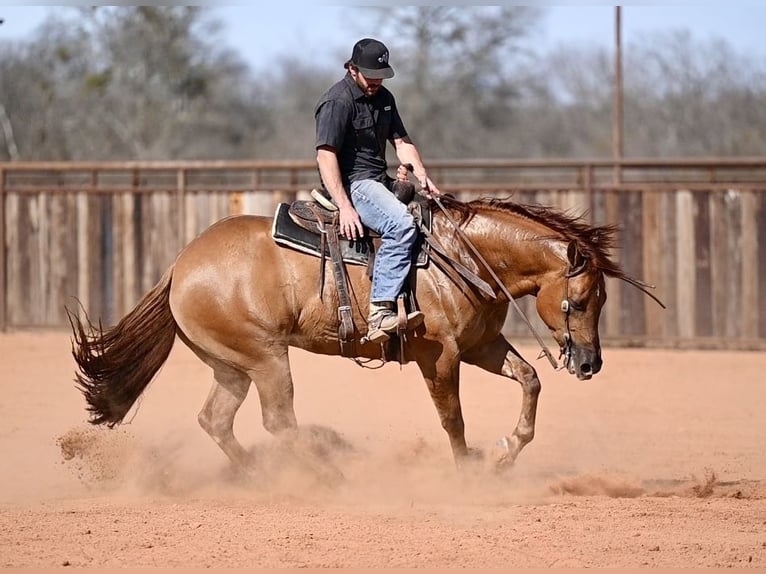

{"left": 76, "top": 192, "right": 89, "bottom": 322}
{"left": 140, "top": 193, "right": 153, "bottom": 294}
{"left": 184, "top": 191, "right": 197, "bottom": 246}
{"left": 101, "top": 194, "right": 115, "bottom": 325}
{"left": 112, "top": 192, "right": 126, "bottom": 318}
{"left": 723, "top": 190, "right": 742, "bottom": 338}
{"left": 740, "top": 191, "right": 758, "bottom": 339}
{"left": 33, "top": 193, "right": 48, "bottom": 325}
{"left": 191, "top": 192, "right": 205, "bottom": 238}
{"left": 230, "top": 192, "right": 244, "bottom": 217}
{"left": 693, "top": 191, "right": 713, "bottom": 336}
{"left": 675, "top": 190, "right": 695, "bottom": 338}
{"left": 620, "top": 190, "right": 645, "bottom": 336}
{"left": 642, "top": 189, "right": 662, "bottom": 337}
{"left": 47, "top": 191, "right": 73, "bottom": 325}
{"left": 154, "top": 191, "right": 173, "bottom": 281}
{"left": 4, "top": 191, "right": 20, "bottom": 325}
{"left": 603, "top": 189, "right": 621, "bottom": 338}
{"left": 249, "top": 190, "right": 274, "bottom": 217}
{"left": 708, "top": 192, "right": 731, "bottom": 337}
{"left": 658, "top": 190, "right": 677, "bottom": 337}
{"left": 131, "top": 169, "right": 144, "bottom": 298}
{"left": 120, "top": 192, "right": 137, "bottom": 315}
{"left": 87, "top": 193, "right": 105, "bottom": 322}
{"left": 144, "top": 192, "right": 166, "bottom": 287}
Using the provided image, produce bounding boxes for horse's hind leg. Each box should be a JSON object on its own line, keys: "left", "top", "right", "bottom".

{"left": 462, "top": 334, "right": 541, "bottom": 469}
{"left": 248, "top": 350, "right": 345, "bottom": 485}
{"left": 247, "top": 349, "right": 298, "bottom": 438}
{"left": 199, "top": 349, "right": 299, "bottom": 469}
{"left": 198, "top": 362, "right": 254, "bottom": 469}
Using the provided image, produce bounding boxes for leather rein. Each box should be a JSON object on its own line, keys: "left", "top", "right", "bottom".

{"left": 427, "top": 193, "right": 564, "bottom": 369}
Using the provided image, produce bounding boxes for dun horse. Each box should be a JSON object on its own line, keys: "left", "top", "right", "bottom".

{"left": 68, "top": 194, "right": 659, "bottom": 471}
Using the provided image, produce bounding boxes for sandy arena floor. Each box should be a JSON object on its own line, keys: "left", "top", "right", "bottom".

{"left": 0, "top": 331, "right": 764, "bottom": 567}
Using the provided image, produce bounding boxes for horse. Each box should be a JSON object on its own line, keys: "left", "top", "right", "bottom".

{"left": 67, "top": 194, "right": 659, "bottom": 472}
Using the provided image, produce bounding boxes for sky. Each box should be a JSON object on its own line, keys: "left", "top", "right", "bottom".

{"left": 1, "top": 5, "right": 766, "bottom": 72}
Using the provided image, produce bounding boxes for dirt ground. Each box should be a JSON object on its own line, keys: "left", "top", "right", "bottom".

{"left": 0, "top": 331, "right": 764, "bottom": 568}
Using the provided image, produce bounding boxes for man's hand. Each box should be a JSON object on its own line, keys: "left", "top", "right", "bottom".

{"left": 338, "top": 204, "right": 364, "bottom": 240}
{"left": 419, "top": 175, "right": 442, "bottom": 197}
{"left": 400, "top": 163, "right": 442, "bottom": 197}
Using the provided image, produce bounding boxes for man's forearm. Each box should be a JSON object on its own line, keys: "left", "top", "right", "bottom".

{"left": 316, "top": 148, "right": 353, "bottom": 209}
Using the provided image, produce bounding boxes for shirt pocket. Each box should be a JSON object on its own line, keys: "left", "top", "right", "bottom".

{"left": 352, "top": 114, "right": 378, "bottom": 153}
{"left": 375, "top": 108, "right": 393, "bottom": 147}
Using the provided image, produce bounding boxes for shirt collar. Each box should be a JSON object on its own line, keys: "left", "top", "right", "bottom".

{"left": 343, "top": 72, "right": 366, "bottom": 101}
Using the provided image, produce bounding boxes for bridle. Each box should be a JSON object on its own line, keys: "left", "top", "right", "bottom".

{"left": 559, "top": 256, "right": 589, "bottom": 370}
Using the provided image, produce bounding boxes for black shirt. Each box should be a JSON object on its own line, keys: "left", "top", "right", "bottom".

{"left": 315, "top": 73, "right": 407, "bottom": 189}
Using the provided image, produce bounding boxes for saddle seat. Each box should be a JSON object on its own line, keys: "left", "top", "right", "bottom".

{"left": 272, "top": 183, "right": 431, "bottom": 268}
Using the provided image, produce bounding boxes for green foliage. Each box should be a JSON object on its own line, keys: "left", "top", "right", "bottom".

{"left": 83, "top": 70, "right": 112, "bottom": 93}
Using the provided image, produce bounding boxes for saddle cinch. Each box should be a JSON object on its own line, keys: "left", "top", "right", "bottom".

{"left": 271, "top": 180, "right": 430, "bottom": 360}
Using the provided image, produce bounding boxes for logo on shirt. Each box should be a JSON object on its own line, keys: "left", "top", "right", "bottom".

{"left": 384, "top": 106, "right": 391, "bottom": 111}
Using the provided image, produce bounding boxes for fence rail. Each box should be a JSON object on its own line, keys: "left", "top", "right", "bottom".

{"left": 1, "top": 158, "right": 764, "bottom": 350}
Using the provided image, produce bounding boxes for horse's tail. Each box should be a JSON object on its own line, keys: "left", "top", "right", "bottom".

{"left": 66, "top": 266, "right": 177, "bottom": 427}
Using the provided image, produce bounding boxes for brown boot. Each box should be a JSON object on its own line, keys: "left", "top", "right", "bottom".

{"left": 367, "top": 301, "right": 425, "bottom": 343}
{"left": 366, "top": 301, "right": 399, "bottom": 343}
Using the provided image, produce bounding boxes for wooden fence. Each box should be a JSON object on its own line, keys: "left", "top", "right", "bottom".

{"left": 0, "top": 158, "right": 764, "bottom": 350}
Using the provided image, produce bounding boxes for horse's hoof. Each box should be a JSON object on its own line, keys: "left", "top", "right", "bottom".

{"left": 495, "top": 453, "right": 516, "bottom": 473}
{"left": 494, "top": 437, "right": 517, "bottom": 473}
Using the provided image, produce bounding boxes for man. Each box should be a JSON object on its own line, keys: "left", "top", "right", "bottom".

{"left": 314, "top": 37, "right": 442, "bottom": 344}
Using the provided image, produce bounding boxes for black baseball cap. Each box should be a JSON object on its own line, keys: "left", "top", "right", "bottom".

{"left": 346, "top": 38, "right": 394, "bottom": 80}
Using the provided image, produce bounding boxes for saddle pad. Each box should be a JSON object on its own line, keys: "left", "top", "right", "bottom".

{"left": 271, "top": 203, "right": 428, "bottom": 267}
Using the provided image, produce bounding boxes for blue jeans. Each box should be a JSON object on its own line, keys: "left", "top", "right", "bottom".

{"left": 349, "top": 179, "right": 418, "bottom": 302}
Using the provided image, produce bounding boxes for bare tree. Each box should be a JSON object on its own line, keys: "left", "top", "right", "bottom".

{"left": 0, "top": 6, "right": 270, "bottom": 160}
{"left": 350, "top": 7, "right": 543, "bottom": 158}
{"left": 3, "top": 7, "right": 766, "bottom": 161}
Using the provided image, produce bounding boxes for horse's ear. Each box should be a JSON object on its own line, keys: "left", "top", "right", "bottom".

{"left": 567, "top": 241, "right": 583, "bottom": 267}
{"left": 566, "top": 241, "right": 588, "bottom": 276}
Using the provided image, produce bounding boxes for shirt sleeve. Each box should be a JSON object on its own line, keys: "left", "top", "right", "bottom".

{"left": 315, "top": 99, "right": 351, "bottom": 151}
{"left": 388, "top": 97, "right": 408, "bottom": 141}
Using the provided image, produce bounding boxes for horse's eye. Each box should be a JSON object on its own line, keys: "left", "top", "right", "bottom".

{"left": 569, "top": 299, "right": 586, "bottom": 312}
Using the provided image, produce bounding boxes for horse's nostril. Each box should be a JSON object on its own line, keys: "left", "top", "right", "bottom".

{"left": 593, "top": 357, "right": 603, "bottom": 374}
{"left": 581, "top": 363, "right": 592, "bottom": 374}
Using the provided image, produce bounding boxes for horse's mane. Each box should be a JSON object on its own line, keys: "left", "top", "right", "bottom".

{"left": 434, "top": 195, "right": 665, "bottom": 307}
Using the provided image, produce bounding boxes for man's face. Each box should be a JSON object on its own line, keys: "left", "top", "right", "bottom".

{"left": 351, "top": 68, "right": 383, "bottom": 97}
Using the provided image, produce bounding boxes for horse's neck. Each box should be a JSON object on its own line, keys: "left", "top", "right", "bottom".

{"left": 458, "top": 210, "right": 566, "bottom": 297}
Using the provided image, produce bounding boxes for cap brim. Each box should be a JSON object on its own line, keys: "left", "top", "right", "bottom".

{"left": 356, "top": 66, "right": 394, "bottom": 80}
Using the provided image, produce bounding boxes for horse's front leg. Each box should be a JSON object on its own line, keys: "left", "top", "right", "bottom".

{"left": 462, "top": 335, "right": 541, "bottom": 469}
{"left": 415, "top": 351, "right": 470, "bottom": 467}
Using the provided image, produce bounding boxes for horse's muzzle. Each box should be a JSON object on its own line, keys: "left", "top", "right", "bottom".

{"left": 567, "top": 346, "right": 602, "bottom": 380}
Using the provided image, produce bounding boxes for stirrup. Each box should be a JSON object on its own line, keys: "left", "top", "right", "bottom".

{"left": 365, "top": 310, "right": 424, "bottom": 344}
{"left": 366, "top": 310, "right": 399, "bottom": 343}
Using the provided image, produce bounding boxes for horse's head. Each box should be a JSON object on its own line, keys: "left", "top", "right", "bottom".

{"left": 536, "top": 241, "right": 606, "bottom": 380}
